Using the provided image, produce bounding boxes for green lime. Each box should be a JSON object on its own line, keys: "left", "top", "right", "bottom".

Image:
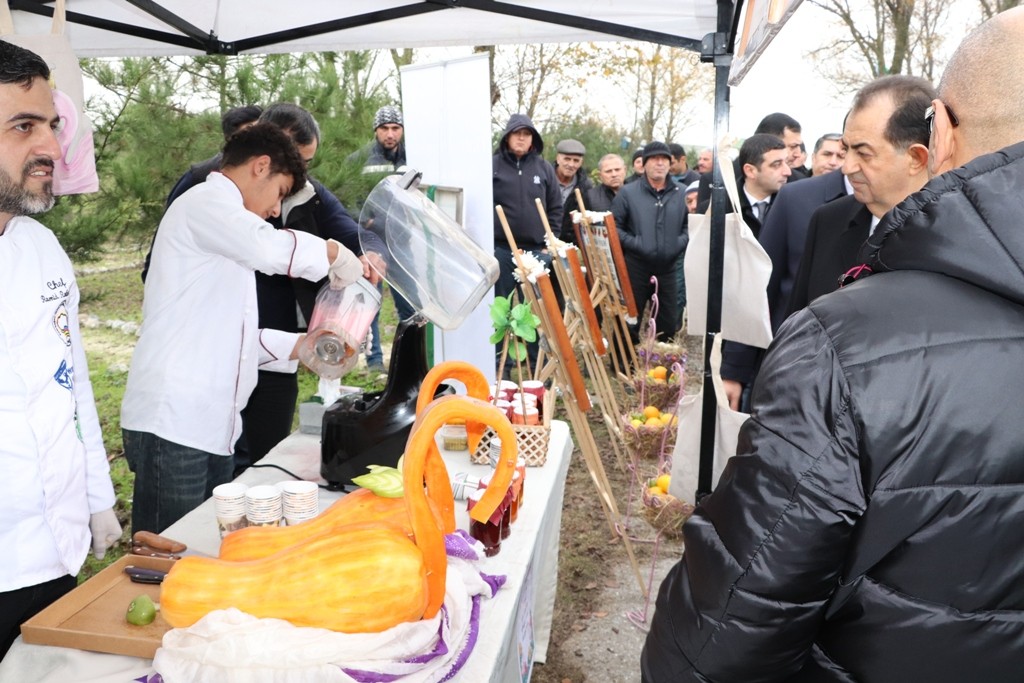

{"left": 126, "top": 594, "right": 157, "bottom": 626}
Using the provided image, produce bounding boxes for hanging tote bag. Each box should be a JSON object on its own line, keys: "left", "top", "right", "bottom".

{"left": 683, "top": 148, "right": 772, "bottom": 348}
{"left": 0, "top": 0, "right": 99, "bottom": 195}
{"left": 668, "top": 333, "right": 749, "bottom": 505}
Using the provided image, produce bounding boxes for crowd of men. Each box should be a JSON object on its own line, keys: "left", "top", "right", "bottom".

{"left": 4, "top": 6, "right": 1024, "bottom": 678}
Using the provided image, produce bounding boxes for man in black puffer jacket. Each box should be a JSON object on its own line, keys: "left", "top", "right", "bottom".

{"left": 642, "top": 9, "right": 1024, "bottom": 682}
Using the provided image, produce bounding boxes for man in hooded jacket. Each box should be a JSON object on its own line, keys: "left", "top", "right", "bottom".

{"left": 642, "top": 8, "right": 1024, "bottom": 681}
{"left": 492, "top": 114, "right": 562, "bottom": 371}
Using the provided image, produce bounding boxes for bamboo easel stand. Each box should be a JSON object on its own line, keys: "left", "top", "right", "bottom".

{"left": 571, "top": 190, "right": 639, "bottom": 377}
{"left": 535, "top": 200, "right": 628, "bottom": 471}
{"left": 496, "top": 205, "right": 647, "bottom": 597}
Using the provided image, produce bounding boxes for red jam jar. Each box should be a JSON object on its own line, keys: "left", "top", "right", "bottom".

{"left": 510, "top": 471, "right": 522, "bottom": 523}
{"left": 467, "top": 489, "right": 501, "bottom": 556}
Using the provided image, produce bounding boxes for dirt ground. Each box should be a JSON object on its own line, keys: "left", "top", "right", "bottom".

{"left": 529, "top": 333, "right": 703, "bottom": 683}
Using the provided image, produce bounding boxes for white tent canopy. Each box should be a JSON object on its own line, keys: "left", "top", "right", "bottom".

{"left": 6, "top": 0, "right": 718, "bottom": 56}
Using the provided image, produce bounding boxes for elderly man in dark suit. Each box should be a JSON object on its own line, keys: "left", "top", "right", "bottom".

{"left": 786, "top": 75, "right": 934, "bottom": 315}
{"left": 722, "top": 75, "right": 934, "bottom": 411}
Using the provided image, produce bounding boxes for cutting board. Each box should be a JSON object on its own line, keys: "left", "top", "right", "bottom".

{"left": 21, "top": 555, "right": 176, "bottom": 659}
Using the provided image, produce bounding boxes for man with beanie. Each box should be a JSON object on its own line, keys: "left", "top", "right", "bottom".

{"left": 625, "top": 146, "right": 645, "bottom": 184}
{"left": 611, "top": 141, "right": 687, "bottom": 340}
{"left": 352, "top": 104, "right": 407, "bottom": 175}
{"left": 352, "top": 104, "right": 413, "bottom": 369}
{"left": 492, "top": 113, "right": 562, "bottom": 374}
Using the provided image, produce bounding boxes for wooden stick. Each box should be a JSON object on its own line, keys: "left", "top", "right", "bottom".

{"left": 602, "top": 213, "right": 639, "bottom": 319}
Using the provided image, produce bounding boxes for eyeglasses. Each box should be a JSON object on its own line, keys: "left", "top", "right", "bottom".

{"left": 925, "top": 102, "right": 960, "bottom": 136}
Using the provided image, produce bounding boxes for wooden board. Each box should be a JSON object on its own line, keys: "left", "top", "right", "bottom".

{"left": 21, "top": 555, "right": 176, "bottom": 659}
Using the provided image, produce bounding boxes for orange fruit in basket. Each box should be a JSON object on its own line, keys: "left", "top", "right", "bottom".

{"left": 647, "top": 485, "right": 663, "bottom": 498}
{"left": 656, "top": 474, "right": 671, "bottom": 493}
{"left": 644, "top": 417, "right": 662, "bottom": 428}
{"left": 659, "top": 413, "right": 673, "bottom": 425}
{"left": 650, "top": 366, "right": 668, "bottom": 381}
{"left": 643, "top": 405, "right": 661, "bottom": 420}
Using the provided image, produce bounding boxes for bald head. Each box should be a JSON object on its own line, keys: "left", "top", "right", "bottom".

{"left": 939, "top": 7, "right": 1024, "bottom": 158}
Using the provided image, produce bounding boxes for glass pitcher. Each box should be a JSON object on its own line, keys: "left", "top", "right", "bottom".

{"left": 298, "top": 279, "right": 382, "bottom": 379}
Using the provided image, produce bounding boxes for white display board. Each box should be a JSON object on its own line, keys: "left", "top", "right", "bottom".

{"left": 401, "top": 54, "right": 496, "bottom": 382}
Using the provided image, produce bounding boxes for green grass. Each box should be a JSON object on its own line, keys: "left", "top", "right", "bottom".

{"left": 75, "top": 256, "right": 398, "bottom": 580}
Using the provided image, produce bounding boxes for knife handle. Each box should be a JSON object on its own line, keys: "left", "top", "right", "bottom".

{"left": 124, "top": 565, "right": 167, "bottom": 584}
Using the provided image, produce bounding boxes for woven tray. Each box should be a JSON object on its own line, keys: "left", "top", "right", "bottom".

{"left": 471, "top": 389, "right": 553, "bottom": 467}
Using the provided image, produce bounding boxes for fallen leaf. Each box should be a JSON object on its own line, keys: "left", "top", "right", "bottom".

{"left": 604, "top": 579, "right": 620, "bottom": 589}
{"left": 593, "top": 611, "right": 609, "bottom": 618}
{"left": 572, "top": 622, "right": 588, "bottom": 632}
{"left": 584, "top": 581, "right": 598, "bottom": 590}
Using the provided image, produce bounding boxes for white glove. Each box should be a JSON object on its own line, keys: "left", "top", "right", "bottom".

{"left": 327, "top": 239, "right": 363, "bottom": 289}
{"left": 89, "top": 508, "right": 123, "bottom": 560}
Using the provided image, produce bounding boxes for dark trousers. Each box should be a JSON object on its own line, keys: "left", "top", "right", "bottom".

{"left": 124, "top": 429, "right": 234, "bottom": 534}
{"left": 0, "top": 574, "right": 76, "bottom": 659}
{"left": 625, "top": 255, "right": 679, "bottom": 342}
{"left": 234, "top": 370, "right": 300, "bottom": 476}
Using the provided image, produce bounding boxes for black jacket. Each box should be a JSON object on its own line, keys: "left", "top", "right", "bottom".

{"left": 610, "top": 177, "right": 687, "bottom": 272}
{"left": 643, "top": 142, "right": 1024, "bottom": 682}
{"left": 559, "top": 183, "right": 617, "bottom": 242}
{"left": 786, "top": 194, "right": 872, "bottom": 316}
{"left": 492, "top": 114, "right": 562, "bottom": 250}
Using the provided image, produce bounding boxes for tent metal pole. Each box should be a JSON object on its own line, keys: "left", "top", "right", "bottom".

{"left": 695, "top": 0, "right": 738, "bottom": 502}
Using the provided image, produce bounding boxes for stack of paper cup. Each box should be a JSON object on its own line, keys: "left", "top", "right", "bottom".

{"left": 213, "top": 482, "right": 249, "bottom": 538}
{"left": 278, "top": 480, "right": 320, "bottom": 526}
{"left": 489, "top": 436, "right": 503, "bottom": 468}
{"left": 245, "top": 485, "right": 283, "bottom": 527}
{"left": 497, "top": 380, "right": 518, "bottom": 400}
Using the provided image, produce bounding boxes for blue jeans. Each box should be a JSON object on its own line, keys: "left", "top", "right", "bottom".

{"left": 123, "top": 429, "right": 234, "bottom": 534}
{"left": 365, "top": 284, "right": 385, "bottom": 368}
{"left": 366, "top": 285, "right": 417, "bottom": 369}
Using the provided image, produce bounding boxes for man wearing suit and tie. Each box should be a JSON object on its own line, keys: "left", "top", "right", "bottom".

{"left": 737, "top": 134, "right": 791, "bottom": 237}
{"left": 719, "top": 134, "right": 790, "bottom": 410}
{"left": 787, "top": 75, "right": 934, "bottom": 316}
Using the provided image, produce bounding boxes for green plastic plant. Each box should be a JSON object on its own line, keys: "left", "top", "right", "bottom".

{"left": 489, "top": 292, "right": 541, "bottom": 362}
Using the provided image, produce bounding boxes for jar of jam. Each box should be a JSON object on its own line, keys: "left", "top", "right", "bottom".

{"left": 516, "top": 457, "right": 527, "bottom": 509}
{"left": 499, "top": 487, "right": 512, "bottom": 540}
{"left": 467, "top": 489, "right": 501, "bottom": 556}
{"left": 510, "top": 471, "right": 522, "bottom": 523}
{"left": 441, "top": 419, "right": 468, "bottom": 451}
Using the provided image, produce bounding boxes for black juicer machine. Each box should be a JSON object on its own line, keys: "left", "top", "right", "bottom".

{"left": 319, "top": 169, "right": 499, "bottom": 488}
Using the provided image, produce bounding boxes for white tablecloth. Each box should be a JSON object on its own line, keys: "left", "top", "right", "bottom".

{"left": 0, "top": 421, "right": 573, "bottom": 683}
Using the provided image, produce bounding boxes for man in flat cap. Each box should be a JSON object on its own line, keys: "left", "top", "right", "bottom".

{"left": 552, "top": 138, "right": 592, "bottom": 205}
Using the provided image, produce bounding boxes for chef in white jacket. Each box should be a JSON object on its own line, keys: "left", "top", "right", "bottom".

{"left": 0, "top": 41, "right": 123, "bottom": 658}
{"left": 121, "top": 121, "right": 363, "bottom": 534}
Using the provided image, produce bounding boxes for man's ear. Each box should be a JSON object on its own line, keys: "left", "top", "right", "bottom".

{"left": 742, "top": 163, "right": 756, "bottom": 180}
{"left": 251, "top": 154, "right": 271, "bottom": 178}
{"left": 929, "top": 99, "right": 958, "bottom": 175}
{"left": 907, "top": 143, "right": 930, "bottom": 174}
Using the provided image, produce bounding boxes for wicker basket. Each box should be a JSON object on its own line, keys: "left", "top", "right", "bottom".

{"left": 629, "top": 376, "right": 684, "bottom": 413}
{"left": 640, "top": 483, "right": 695, "bottom": 538}
{"left": 621, "top": 414, "right": 677, "bottom": 461}
{"left": 471, "top": 388, "right": 553, "bottom": 467}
